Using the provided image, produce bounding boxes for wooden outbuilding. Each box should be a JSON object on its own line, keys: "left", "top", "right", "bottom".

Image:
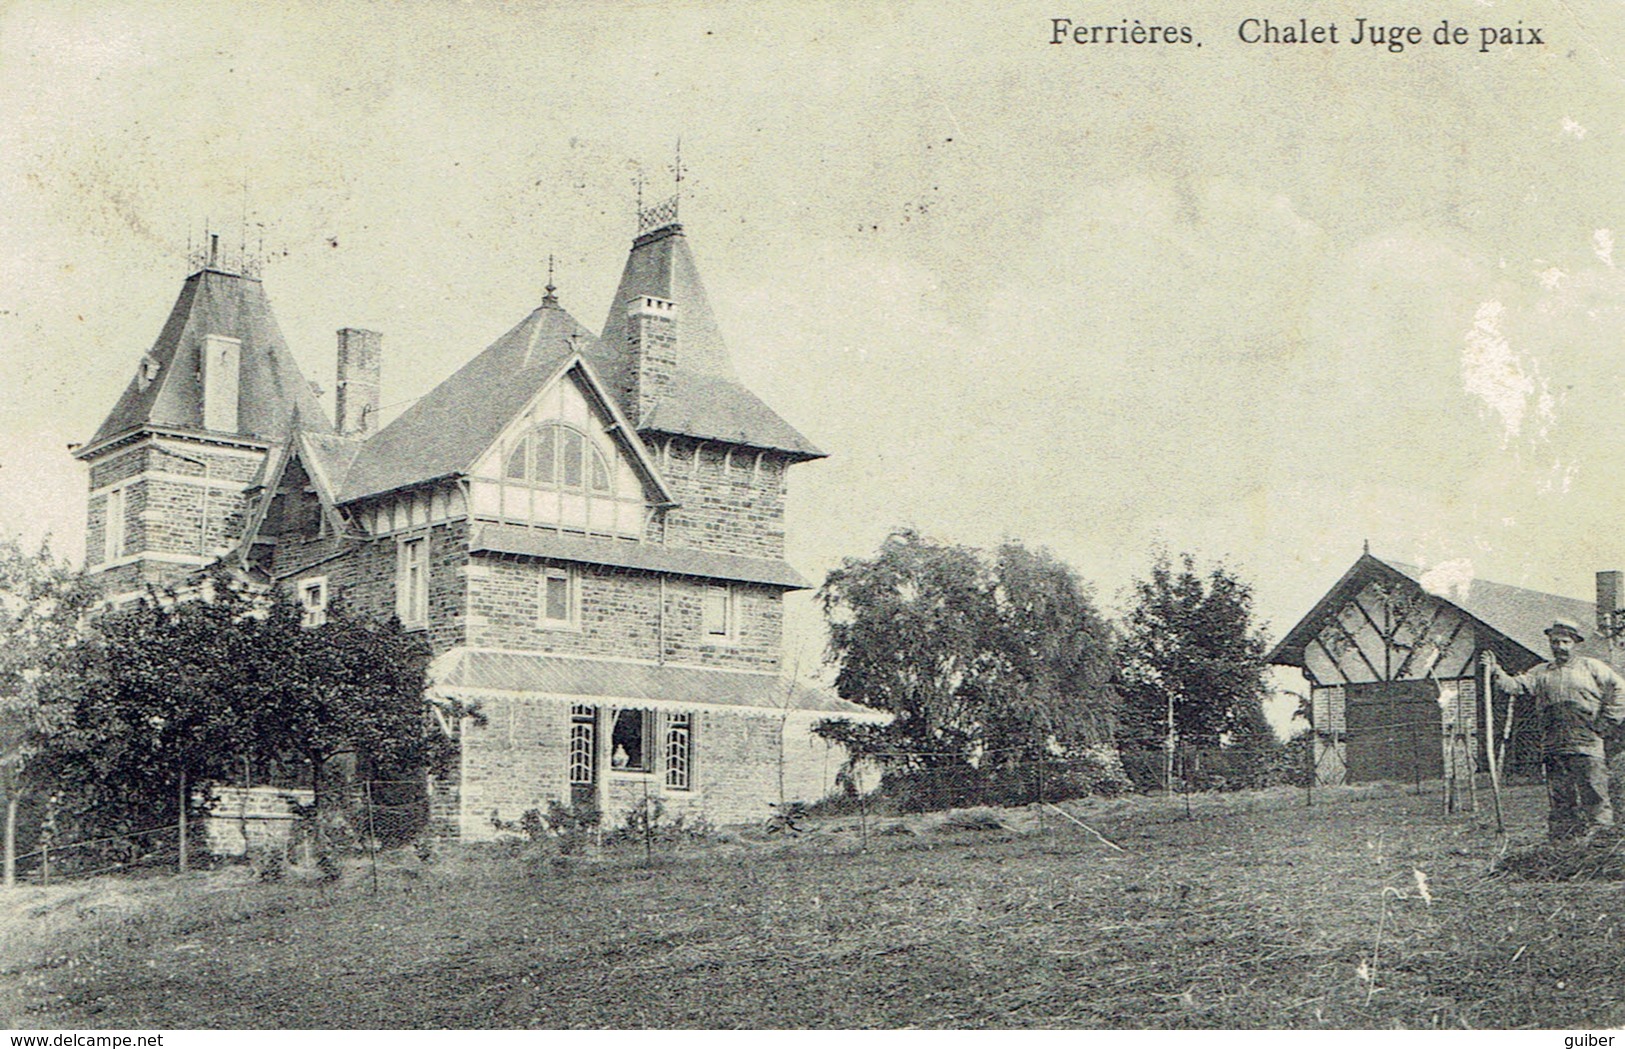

{"left": 1268, "top": 552, "right": 1617, "bottom": 787}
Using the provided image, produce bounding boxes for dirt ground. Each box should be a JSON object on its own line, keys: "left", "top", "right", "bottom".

{"left": 2, "top": 781, "right": 1622, "bottom": 1029}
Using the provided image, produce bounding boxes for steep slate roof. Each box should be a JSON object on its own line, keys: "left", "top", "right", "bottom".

{"left": 432, "top": 648, "right": 885, "bottom": 717}
{"left": 298, "top": 431, "right": 365, "bottom": 503}
{"left": 589, "top": 224, "right": 824, "bottom": 460}
{"left": 82, "top": 268, "right": 331, "bottom": 451}
{"left": 1379, "top": 559, "right": 1608, "bottom": 664}
{"left": 339, "top": 301, "right": 606, "bottom": 502}
{"left": 1268, "top": 553, "right": 1610, "bottom": 671}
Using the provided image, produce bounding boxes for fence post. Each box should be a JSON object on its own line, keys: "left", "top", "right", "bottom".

{"left": 178, "top": 772, "right": 189, "bottom": 874}
{"left": 364, "top": 780, "right": 380, "bottom": 896}
{"left": 1305, "top": 735, "right": 1314, "bottom": 807}
{"left": 859, "top": 778, "right": 869, "bottom": 851}
{"left": 1036, "top": 741, "right": 1046, "bottom": 841}
{"left": 3, "top": 794, "right": 14, "bottom": 888}
{"left": 642, "top": 779, "right": 653, "bottom": 866}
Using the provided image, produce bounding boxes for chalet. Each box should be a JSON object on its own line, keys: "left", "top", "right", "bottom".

{"left": 1268, "top": 550, "right": 1622, "bottom": 787}
{"left": 74, "top": 204, "right": 883, "bottom": 838}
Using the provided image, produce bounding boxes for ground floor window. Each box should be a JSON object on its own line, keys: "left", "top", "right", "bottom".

{"left": 665, "top": 713, "right": 693, "bottom": 791}
{"left": 580, "top": 707, "right": 694, "bottom": 789}
{"left": 569, "top": 705, "right": 596, "bottom": 787}
{"left": 612, "top": 708, "right": 653, "bottom": 772}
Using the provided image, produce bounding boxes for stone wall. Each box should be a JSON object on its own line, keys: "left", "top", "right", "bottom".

{"left": 466, "top": 557, "right": 782, "bottom": 669}
{"left": 203, "top": 785, "right": 312, "bottom": 856}
{"left": 452, "top": 696, "right": 852, "bottom": 839}
{"left": 646, "top": 438, "right": 789, "bottom": 560}
{"left": 85, "top": 439, "right": 265, "bottom": 582}
{"left": 279, "top": 520, "right": 469, "bottom": 656}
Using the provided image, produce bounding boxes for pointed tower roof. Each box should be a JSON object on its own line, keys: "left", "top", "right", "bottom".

{"left": 340, "top": 298, "right": 624, "bottom": 502}
{"left": 79, "top": 268, "right": 331, "bottom": 455}
{"left": 588, "top": 223, "right": 824, "bottom": 460}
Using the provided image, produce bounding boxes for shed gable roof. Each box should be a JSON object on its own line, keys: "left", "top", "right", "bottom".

{"left": 1268, "top": 553, "right": 1609, "bottom": 670}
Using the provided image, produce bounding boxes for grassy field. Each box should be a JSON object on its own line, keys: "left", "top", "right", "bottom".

{"left": 2, "top": 781, "right": 1623, "bottom": 1029}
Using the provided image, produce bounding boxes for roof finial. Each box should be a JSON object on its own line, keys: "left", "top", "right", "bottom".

{"left": 542, "top": 254, "right": 559, "bottom": 308}
{"left": 1364, "top": 538, "right": 1371, "bottom": 556}
{"left": 673, "top": 137, "right": 684, "bottom": 201}
{"left": 636, "top": 150, "right": 683, "bottom": 235}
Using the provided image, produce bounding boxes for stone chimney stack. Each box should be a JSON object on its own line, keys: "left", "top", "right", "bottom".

{"left": 1597, "top": 570, "right": 1622, "bottom": 639}
{"left": 335, "top": 328, "right": 382, "bottom": 437}
{"left": 626, "top": 295, "right": 677, "bottom": 427}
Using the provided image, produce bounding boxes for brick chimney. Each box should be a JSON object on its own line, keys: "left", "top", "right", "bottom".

{"left": 626, "top": 295, "right": 677, "bottom": 427}
{"left": 335, "top": 328, "right": 382, "bottom": 437}
{"left": 200, "top": 334, "right": 242, "bottom": 433}
{"left": 1597, "top": 570, "right": 1622, "bottom": 639}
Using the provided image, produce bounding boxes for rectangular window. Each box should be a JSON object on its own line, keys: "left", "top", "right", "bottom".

{"left": 703, "top": 584, "right": 734, "bottom": 639}
{"left": 541, "top": 566, "right": 577, "bottom": 627}
{"left": 611, "top": 708, "right": 653, "bottom": 773}
{"left": 665, "top": 713, "right": 693, "bottom": 791}
{"left": 104, "top": 487, "right": 126, "bottom": 562}
{"left": 398, "top": 537, "right": 427, "bottom": 628}
{"left": 299, "top": 577, "right": 329, "bottom": 627}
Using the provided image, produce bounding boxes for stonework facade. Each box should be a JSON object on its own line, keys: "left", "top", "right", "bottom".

{"left": 78, "top": 211, "right": 883, "bottom": 840}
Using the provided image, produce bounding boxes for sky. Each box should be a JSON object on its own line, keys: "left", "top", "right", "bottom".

{"left": 4, "top": 0, "right": 1625, "bottom": 730}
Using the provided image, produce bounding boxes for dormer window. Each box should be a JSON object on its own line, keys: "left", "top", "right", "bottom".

{"left": 505, "top": 424, "right": 612, "bottom": 494}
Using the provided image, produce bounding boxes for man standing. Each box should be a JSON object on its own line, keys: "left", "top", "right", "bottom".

{"left": 1482, "top": 618, "right": 1625, "bottom": 841}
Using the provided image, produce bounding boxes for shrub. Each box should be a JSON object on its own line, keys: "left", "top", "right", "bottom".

{"left": 248, "top": 845, "right": 286, "bottom": 883}
{"left": 543, "top": 801, "right": 601, "bottom": 855}
{"left": 604, "top": 798, "right": 715, "bottom": 850}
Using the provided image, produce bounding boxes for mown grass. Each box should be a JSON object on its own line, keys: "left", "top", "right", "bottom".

{"left": 2, "top": 781, "right": 1623, "bottom": 1029}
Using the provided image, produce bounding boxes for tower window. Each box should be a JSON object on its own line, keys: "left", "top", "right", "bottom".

{"left": 104, "top": 487, "right": 126, "bottom": 562}
{"left": 299, "top": 577, "right": 329, "bottom": 627}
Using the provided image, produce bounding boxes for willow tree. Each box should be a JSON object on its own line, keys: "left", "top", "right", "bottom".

{"left": 814, "top": 529, "right": 1118, "bottom": 783}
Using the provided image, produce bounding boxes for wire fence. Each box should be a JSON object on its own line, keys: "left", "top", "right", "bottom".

{"left": 3, "top": 779, "right": 436, "bottom": 888}
{"left": 1, "top": 717, "right": 1558, "bottom": 886}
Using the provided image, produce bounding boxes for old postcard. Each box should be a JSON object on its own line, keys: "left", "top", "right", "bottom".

{"left": 1, "top": 0, "right": 1622, "bottom": 1032}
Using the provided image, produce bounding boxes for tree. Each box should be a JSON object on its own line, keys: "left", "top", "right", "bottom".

{"left": 1117, "top": 550, "right": 1275, "bottom": 788}
{"left": 0, "top": 538, "right": 97, "bottom": 883}
{"left": 814, "top": 529, "right": 1118, "bottom": 796}
{"left": 248, "top": 593, "right": 443, "bottom": 842}
{"left": 29, "top": 576, "right": 274, "bottom": 845}
{"left": 30, "top": 575, "right": 447, "bottom": 860}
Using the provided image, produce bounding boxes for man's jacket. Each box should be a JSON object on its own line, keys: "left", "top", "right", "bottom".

{"left": 1493, "top": 656, "right": 1625, "bottom": 758}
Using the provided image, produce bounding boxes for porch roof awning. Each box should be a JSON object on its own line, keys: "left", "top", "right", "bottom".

{"left": 432, "top": 648, "right": 887, "bottom": 718}
{"left": 468, "top": 523, "right": 811, "bottom": 590}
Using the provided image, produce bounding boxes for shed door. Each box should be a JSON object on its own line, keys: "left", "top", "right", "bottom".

{"left": 1344, "top": 680, "right": 1443, "bottom": 784}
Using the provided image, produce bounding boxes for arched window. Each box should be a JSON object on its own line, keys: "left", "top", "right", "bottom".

{"left": 505, "top": 424, "right": 612, "bottom": 493}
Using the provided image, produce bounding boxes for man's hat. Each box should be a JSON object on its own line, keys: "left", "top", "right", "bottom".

{"left": 1545, "top": 618, "right": 1586, "bottom": 643}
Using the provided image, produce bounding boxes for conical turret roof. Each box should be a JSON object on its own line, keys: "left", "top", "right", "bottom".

{"left": 81, "top": 268, "right": 331, "bottom": 452}
{"left": 589, "top": 224, "right": 823, "bottom": 460}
